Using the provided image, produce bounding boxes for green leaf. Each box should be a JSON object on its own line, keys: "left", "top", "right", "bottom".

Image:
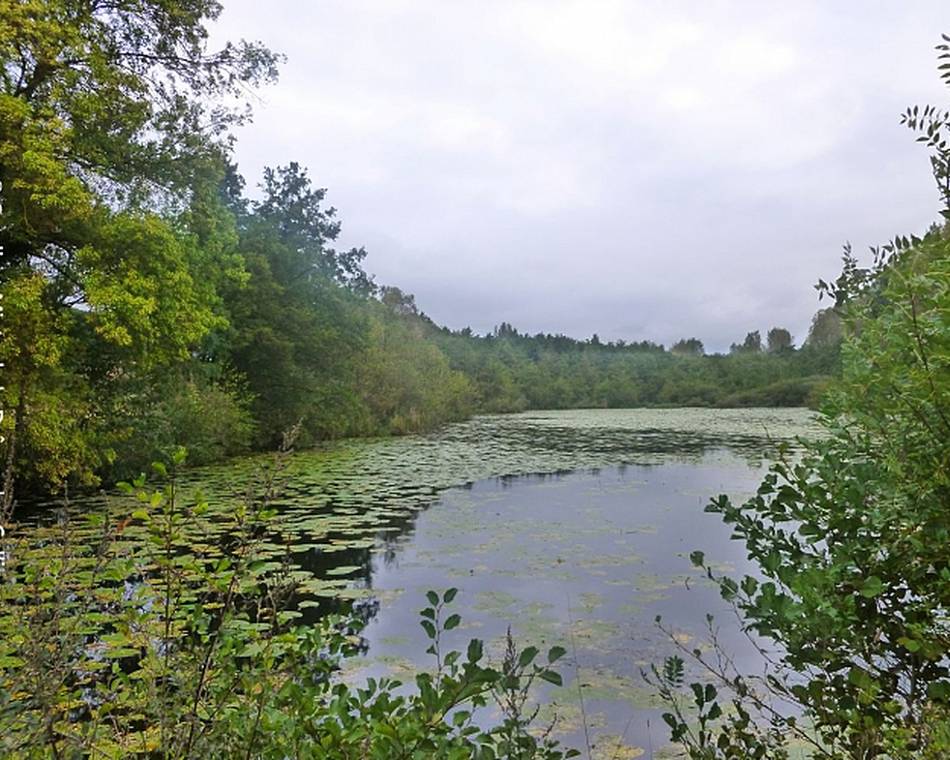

{"left": 467, "top": 638, "right": 483, "bottom": 663}
{"left": 517, "top": 646, "right": 539, "bottom": 668}
{"left": 860, "top": 576, "right": 884, "bottom": 598}
{"left": 548, "top": 645, "right": 567, "bottom": 663}
{"left": 898, "top": 636, "right": 921, "bottom": 653}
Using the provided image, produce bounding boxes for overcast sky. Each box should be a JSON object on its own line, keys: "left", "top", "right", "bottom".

{"left": 213, "top": 1, "right": 949, "bottom": 352}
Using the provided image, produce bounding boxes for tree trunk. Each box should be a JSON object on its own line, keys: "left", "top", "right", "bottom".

{"left": 2, "top": 374, "right": 27, "bottom": 523}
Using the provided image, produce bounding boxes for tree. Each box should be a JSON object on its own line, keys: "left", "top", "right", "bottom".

{"left": 766, "top": 326, "right": 793, "bottom": 353}
{"left": 670, "top": 337, "right": 704, "bottom": 356}
{"left": 380, "top": 285, "right": 419, "bottom": 316}
{"left": 730, "top": 330, "right": 762, "bottom": 354}
{"left": 805, "top": 307, "right": 843, "bottom": 348}
{"left": 0, "top": 1, "right": 279, "bottom": 505}
{"left": 224, "top": 165, "right": 369, "bottom": 446}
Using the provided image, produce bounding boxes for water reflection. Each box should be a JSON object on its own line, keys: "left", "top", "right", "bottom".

{"left": 353, "top": 458, "right": 782, "bottom": 754}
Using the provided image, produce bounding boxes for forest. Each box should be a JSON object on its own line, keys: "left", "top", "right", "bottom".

{"left": 2, "top": 2, "right": 949, "bottom": 759}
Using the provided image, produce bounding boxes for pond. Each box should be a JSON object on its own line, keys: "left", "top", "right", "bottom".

{"left": 24, "top": 407, "right": 819, "bottom": 756}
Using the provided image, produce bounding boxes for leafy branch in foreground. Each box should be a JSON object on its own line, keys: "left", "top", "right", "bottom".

{"left": 647, "top": 651, "right": 792, "bottom": 760}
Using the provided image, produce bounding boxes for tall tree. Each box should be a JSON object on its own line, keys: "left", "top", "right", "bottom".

{"left": 766, "top": 326, "right": 793, "bottom": 353}
{"left": 670, "top": 338, "right": 704, "bottom": 356}
{"left": 0, "top": 0, "right": 279, "bottom": 506}
{"left": 224, "top": 164, "right": 370, "bottom": 446}
{"left": 730, "top": 330, "right": 762, "bottom": 354}
{"left": 805, "top": 307, "right": 843, "bottom": 348}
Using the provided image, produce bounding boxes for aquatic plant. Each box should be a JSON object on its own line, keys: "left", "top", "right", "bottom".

{"left": 0, "top": 444, "right": 575, "bottom": 758}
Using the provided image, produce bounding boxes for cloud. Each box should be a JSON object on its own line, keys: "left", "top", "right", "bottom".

{"left": 213, "top": 0, "right": 949, "bottom": 351}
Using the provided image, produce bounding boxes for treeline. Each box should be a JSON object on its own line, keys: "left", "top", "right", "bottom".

{"left": 427, "top": 314, "right": 840, "bottom": 412}
{"left": 0, "top": 1, "right": 840, "bottom": 503}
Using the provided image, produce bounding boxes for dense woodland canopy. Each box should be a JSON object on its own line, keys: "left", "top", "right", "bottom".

{"left": 0, "top": 1, "right": 841, "bottom": 502}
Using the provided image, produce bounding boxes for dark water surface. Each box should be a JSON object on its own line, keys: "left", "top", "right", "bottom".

{"left": 348, "top": 458, "right": 790, "bottom": 757}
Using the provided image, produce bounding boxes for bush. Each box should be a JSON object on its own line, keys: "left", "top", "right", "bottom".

{"left": 106, "top": 372, "right": 256, "bottom": 480}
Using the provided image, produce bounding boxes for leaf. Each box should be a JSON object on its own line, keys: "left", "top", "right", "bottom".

{"left": 898, "top": 636, "right": 921, "bottom": 653}
{"left": 547, "top": 645, "right": 567, "bottom": 663}
{"left": 538, "top": 669, "right": 562, "bottom": 686}
{"left": 426, "top": 590, "right": 440, "bottom": 607}
{"left": 443, "top": 587, "right": 458, "bottom": 604}
{"left": 467, "top": 638, "right": 483, "bottom": 663}
{"left": 860, "top": 576, "right": 884, "bottom": 598}
{"left": 517, "top": 646, "right": 539, "bottom": 668}
{"left": 848, "top": 666, "right": 875, "bottom": 690}
{"left": 444, "top": 614, "right": 461, "bottom": 630}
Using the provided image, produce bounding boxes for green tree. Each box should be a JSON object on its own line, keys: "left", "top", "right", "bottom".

{"left": 730, "top": 330, "right": 762, "bottom": 353}
{"left": 671, "top": 337, "right": 705, "bottom": 356}
{"left": 805, "top": 307, "right": 843, "bottom": 348}
{"left": 223, "top": 164, "right": 371, "bottom": 446}
{"left": 766, "top": 326, "right": 793, "bottom": 353}
{"left": 0, "top": 0, "right": 279, "bottom": 505}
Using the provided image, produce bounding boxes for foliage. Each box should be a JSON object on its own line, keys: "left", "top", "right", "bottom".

{"left": 104, "top": 369, "right": 256, "bottom": 478}
{"left": 432, "top": 325, "right": 835, "bottom": 413}
{"left": 0, "top": 0, "right": 277, "bottom": 504}
{"left": 648, "top": 654, "right": 792, "bottom": 760}
{"left": 355, "top": 308, "right": 474, "bottom": 435}
{"left": 730, "top": 330, "right": 762, "bottom": 354}
{"left": 0, "top": 447, "right": 574, "bottom": 758}
{"left": 766, "top": 327, "right": 793, "bottom": 354}
{"left": 671, "top": 338, "right": 705, "bottom": 356}
{"left": 805, "top": 308, "right": 844, "bottom": 349}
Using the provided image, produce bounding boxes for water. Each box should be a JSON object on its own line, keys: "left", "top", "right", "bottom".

{"left": 347, "top": 459, "right": 791, "bottom": 756}
{"left": 20, "top": 407, "right": 819, "bottom": 756}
